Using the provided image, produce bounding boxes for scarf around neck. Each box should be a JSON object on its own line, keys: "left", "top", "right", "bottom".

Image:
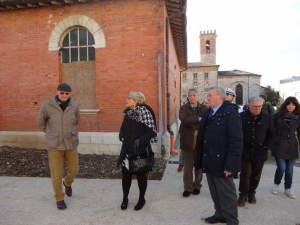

{"left": 285, "top": 112, "right": 299, "bottom": 120}
{"left": 127, "top": 105, "right": 158, "bottom": 143}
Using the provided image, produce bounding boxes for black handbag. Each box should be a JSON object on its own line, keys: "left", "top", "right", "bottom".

{"left": 129, "top": 140, "right": 154, "bottom": 172}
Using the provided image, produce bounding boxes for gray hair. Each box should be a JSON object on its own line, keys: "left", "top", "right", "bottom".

{"left": 129, "top": 91, "right": 145, "bottom": 104}
{"left": 248, "top": 96, "right": 264, "bottom": 104}
{"left": 188, "top": 88, "right": 198, "bottom": 95}
{"left": 209, "top": 86, "right": 226, "bottom": 100}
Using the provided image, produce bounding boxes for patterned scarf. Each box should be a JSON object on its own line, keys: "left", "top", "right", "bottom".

{"left": 127, "top": 105, "right": 158, "bottom": 143}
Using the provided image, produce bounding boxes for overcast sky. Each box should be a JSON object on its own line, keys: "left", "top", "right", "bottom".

{"left": 186, "top": 0, "right": 300, "bottom": 90}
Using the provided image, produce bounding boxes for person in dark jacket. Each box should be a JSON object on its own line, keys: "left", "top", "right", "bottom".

{"left": 225, "top": 87, "right": 236, "bottom": 103}
{"left": 271, "top": 97, "right": 300, "bottom": 199}
{"left": 117, "top": 91, "right": 157, "bottom": 211}
{"left": 259, "top": 94, "right": 275, "bottom": 116}
{"left": 242, "top": 101, "right": 248, "bottom": 111}
{"left": 225, "top": 87, "right": 240, "bottom": 180}
{"left": 196, "top": 86, "right": 243, "bottom": 225}
{"left": 179, "top": 88, "right": 207, "bottom": 197}
{"left": 237, "top": 97, "right": 276, "bottom": 207}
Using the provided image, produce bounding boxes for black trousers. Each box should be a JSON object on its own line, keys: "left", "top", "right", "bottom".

{"left": 238, "top": 158, "right": 265, "bottom": 196}
{"left": 122, "top": 166, "right": 147, "bottom": 201}
{"left": 206, "top": 174, "right": 239, "bottom": 225}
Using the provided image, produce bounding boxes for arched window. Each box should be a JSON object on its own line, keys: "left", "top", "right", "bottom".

{"left": 235, "top": 84, "right": 243, "bottom": 105}
{"left": 206, "top": 40, "right": 210, "bottom": 53}
{"left": 61, "top": 27, "right": 95, "bottom": 63}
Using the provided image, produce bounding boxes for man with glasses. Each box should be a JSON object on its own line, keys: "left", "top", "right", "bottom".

{"left": 37, "top": 83, "right": 80, "bottom": 210}
{"left": 237, "top": 96, "right": 276, "bottom": 207}
{"left": 225, "top": 88, "right": 236, "bottom": 103}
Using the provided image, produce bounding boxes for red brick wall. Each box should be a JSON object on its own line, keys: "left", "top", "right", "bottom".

{"left": 0, "top": 0, "right": 180, "bottom": 133}
{"left": 167, "top": 24, "right": 181, "bottom": 126}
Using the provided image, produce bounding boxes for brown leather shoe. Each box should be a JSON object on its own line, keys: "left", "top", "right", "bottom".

{"left": 248, "top": 194, "right": 257, "bottom": 204}
{"left": 56, "top": 200, "right": 67, "bottom": 210}
{"left": 237, "top": 196, "right": 246, "bottom": 207}
{"left": 63, "top": 181, "right": 72, "bottom": 197}
{"left": 192, "top": 188, "right": 200, "bottom": 195}
{"left": 183, "top": 191, "right": 192, "bottom": 197}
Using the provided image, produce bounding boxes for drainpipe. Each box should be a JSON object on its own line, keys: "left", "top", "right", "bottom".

{"left": 166, "top": 16, "right": 180, "bottom": 155}
{"left": 157, "top": 52, "right": 163, "bottom": 156}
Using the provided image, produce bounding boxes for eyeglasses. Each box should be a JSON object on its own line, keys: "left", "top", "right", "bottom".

{"left": 126, "top": 97, "right": 132, "bottom": 100}
{"left": 226, "top": 93, "right": 235, "bottom": 97}
{"left": 59, "top": 91, "right": 70, "bottom": 96}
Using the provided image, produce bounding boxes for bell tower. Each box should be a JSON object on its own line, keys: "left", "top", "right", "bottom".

{"left": 200, "top": 30, "right": 217, "bottom": 64}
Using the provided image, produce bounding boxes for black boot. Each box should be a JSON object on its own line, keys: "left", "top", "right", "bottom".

{"left": 121, "top": 198, "right": 128, "bottom": 210}
{"left": 134, "top": 198, "right": 146, "bottom": 211}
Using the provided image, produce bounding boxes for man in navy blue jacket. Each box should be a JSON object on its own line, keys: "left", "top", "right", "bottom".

{"left": 196, "top": 86, "right": 243, "bottom": 225}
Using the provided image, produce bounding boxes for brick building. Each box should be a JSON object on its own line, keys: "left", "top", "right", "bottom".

{"left": 0, "top": 0, "right": 187, "bottom": 158}
{"left": 181, "top": 30, "right": 262, "bottom": 106}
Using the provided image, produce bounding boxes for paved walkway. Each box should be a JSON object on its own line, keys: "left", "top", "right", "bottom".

{"left": 1, "top": 156, "right": 300, "bottom": 225}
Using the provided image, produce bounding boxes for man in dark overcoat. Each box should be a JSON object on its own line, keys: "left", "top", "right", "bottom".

{"left": 237, "top": 96, "right": 276, "bottom": 207}
{"left": 179, "top": 88, "right": 207, "bottom": 197}
{"left": 196, "top": 86, "right": 243, "bottom": 225}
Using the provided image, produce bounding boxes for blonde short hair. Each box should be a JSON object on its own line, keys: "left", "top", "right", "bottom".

{"left": 129, "top": 91, "right": 145, "bottom": 105}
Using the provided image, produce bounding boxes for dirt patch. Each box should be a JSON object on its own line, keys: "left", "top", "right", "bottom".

{"left": 0, "top": 146, "right": 168, "bottom": 180}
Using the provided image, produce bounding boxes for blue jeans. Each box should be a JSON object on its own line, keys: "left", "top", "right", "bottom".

{"left": 179, "top": 150, "right": 184, "bottom": 165}
{"left": 274, "top": 158, "right": 295, "bottom": 189}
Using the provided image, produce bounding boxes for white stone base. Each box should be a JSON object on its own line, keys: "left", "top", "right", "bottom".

{"left": 0, "top": 131, "right": 166, "bottom": 157}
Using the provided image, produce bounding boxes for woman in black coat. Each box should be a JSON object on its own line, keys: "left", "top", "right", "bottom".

{"left": 271, "top": 97, "right": 300, "bottom": 199}
{"left": 117, "top": 91, "right": 157, "bottom": 210}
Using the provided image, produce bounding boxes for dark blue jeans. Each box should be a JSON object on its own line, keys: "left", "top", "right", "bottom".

{"left": 274, "top": 158, "right": 295, "bottom": 189}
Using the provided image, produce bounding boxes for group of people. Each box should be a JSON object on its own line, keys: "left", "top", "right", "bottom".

{"left": 37, "top": 83, "right": 157, "bottom": 211}
{"left": 37, "top": 83, "right": 299, "bottom": 225}
{"left": 177, "top": 86, "right": 300, "bottom": 224}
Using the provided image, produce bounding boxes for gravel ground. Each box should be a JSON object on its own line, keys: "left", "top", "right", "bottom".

{"left": 0, "top": 146, "right": 168, "bottom": 180}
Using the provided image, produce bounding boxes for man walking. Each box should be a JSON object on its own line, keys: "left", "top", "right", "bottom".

{"left": 37, "top": 83, "right": 80, "bottom": 210}
{"left": 196, "top": 86, "right": 243, "bottom": 225}
{"left": 179, "top": 88, "right": 207, "bottom": 197}
{"left": 237, "top": 97, "right": 276, "bottom": 207}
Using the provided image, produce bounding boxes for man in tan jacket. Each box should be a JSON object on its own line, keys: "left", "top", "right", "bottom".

{"left": 37, "top": 83, "right": 80, "bottom": 210}
{"left": 179, "top": 88, "right": 207, "bottom": 197}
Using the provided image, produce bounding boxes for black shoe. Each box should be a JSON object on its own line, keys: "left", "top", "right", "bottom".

{"left": 193, "top": 189, "right": 200, "bottom": 195}
{"left": 233, "top": 173, "right": 239, "bottom": 179}
{"left": 134, "top": 199, "right": 146, "bottom": 211}
{"left": 204, "top": 215, "right": 226, "bottom": 224}
{"left": 183, "top": 191, "right": 192, "bottom": 197}
{"left": 121, "top": 199, "right": 128, "bottom": 210}
{"left": 63, "top": 181, "right": 72, "bottom": 197}
{"left": 56, "top": 200, "right": 67, "bottom": 210}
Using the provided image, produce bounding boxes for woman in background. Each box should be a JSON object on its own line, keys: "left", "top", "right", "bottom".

{"left": 271, "top": 97, "right": 300, "bottom": 199}
{"left": 117, "top": 91, "right": 157, "bottom": 210}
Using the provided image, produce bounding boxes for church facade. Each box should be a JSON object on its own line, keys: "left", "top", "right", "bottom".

{"left": 181, "top": 30, "right": 262, "bottom": 106}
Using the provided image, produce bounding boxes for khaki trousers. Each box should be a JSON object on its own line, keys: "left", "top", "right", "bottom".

{"left": 48, "top": 149, "right": 79, "bottom": 201}
{"left": 182, "top": 150, "right": 203, "bottom": 192}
